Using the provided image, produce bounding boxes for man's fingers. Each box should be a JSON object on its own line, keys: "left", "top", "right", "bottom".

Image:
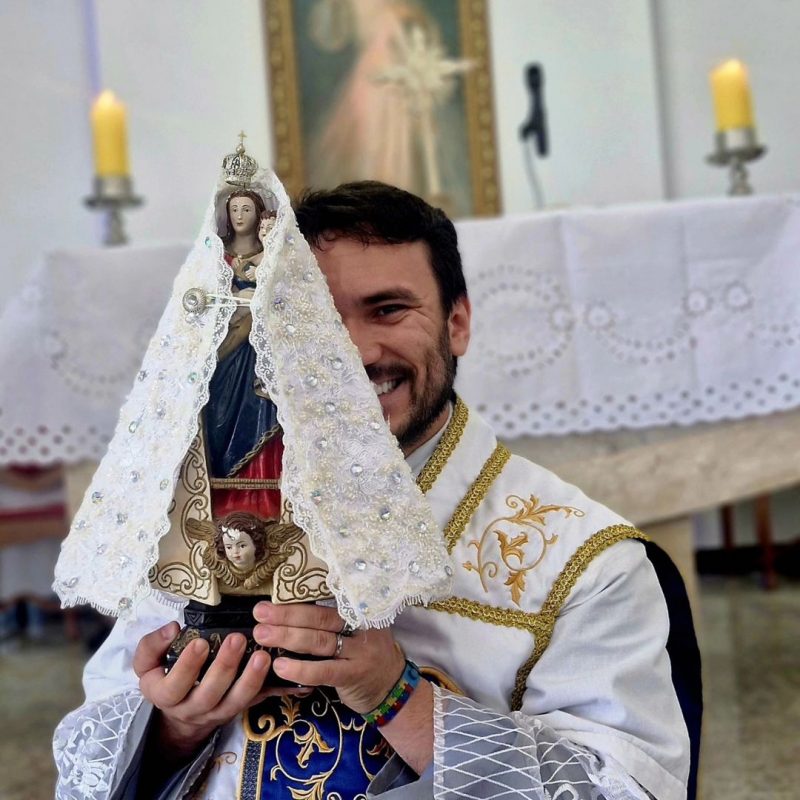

{"left": 253, "top": 601, "right": 343, "bottom": 632}
{"left": 216, "top": 649, "right": 273, "bottom": 717}
{"left": 132, "top": 622, "right": 180, "bottom": 678}
{"left": 140, "top": 638, "right": 209, "bottom": 708}
{"left": 271, "top": 655, "right": 348, "bottom": 689}
{"left": 254, "top": 623, "right": 339, "bottom": 658}
{"left": 188, "top": 633, "right": 250, "bottom": 710}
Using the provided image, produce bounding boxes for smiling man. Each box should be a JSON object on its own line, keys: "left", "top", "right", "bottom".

{"left": 54, "top": 183, "right": 697, "bottom": 800}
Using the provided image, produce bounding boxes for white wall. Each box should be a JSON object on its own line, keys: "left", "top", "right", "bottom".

{"left": 0, "top": 0, "right": 270, "bottom": 309}
{"left": 0, "top": 1, "right": 97, "bottom": 304}
{"left": 490, "top": 0, "right": 666, "bottom": 212}
{"left": 653, "top": 0, "right": 800, "bottom": 199}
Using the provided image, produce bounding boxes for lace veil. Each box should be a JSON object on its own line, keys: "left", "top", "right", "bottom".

{"left": 54, "top": 165, "right": 452, "bottom": 628}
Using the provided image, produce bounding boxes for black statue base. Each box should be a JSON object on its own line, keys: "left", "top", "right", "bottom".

{"left": 164, "top": 595, "right": 323, "bottom": 687}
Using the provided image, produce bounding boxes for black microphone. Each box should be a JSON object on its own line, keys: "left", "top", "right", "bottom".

{"left": 519, "top": 63, "right": 549, "bottom": 157}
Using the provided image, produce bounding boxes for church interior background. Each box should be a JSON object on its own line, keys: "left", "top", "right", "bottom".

{"left": 1, "top": 1, "right": 798, "bottom": 798}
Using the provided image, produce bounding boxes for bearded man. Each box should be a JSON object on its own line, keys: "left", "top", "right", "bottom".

{"left": 54, "top": 182, "right": 698, "bottom": 800}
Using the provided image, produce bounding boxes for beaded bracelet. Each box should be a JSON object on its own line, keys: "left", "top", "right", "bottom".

{"left": 362, "top": 659, "right": 422, "bottom": 727}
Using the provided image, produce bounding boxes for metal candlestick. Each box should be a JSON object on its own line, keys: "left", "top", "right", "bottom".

{"left": 84, "top": 175, "right": 143, "bottom": 246}
{"left": 706, "top": 127, "right": 766, "bottom": 196}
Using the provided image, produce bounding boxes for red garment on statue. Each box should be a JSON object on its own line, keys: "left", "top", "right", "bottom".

{"left": 210, "top": 435, "right": 284, "bottom": 520}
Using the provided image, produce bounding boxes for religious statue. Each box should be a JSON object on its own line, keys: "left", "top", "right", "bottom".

{"left": 149, "top": 139, "right": 331, "bottom": 675}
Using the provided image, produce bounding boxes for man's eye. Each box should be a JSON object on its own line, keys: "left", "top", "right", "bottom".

{"left": 376, "top": 305, "right": 405, "bottom": 317}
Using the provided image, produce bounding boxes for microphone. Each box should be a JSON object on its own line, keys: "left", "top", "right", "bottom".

{"left": 519, "top": 63, "right": 549, "bottom": 157}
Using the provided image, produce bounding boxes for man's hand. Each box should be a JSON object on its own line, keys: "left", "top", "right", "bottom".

{"left": 134, "top": 622, "right": 287, "bottom": 760}
{"left": 252, "top": 602, "right": 434, "bottom": 774}
{"left": 252, "top": 602, "right": 405, "bottom": 714}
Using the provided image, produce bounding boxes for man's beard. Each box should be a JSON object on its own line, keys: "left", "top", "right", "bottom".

{"left": 368, "top": 325, "right": 456, "bottom": 453}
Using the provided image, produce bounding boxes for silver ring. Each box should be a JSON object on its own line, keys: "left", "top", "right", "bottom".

{"left": 339, "top": 620, "right": 357, "bottom": 637}
{"left": 333, "top": 632, "right": 344, "bottom": 659}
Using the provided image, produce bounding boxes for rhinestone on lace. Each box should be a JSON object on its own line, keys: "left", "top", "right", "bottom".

{"left": 350, "top": 463, "right": 363, "bottom": 476}
{"left": 379, "top": 507, "right": 391, "bottom": 521}
{"left": 128, "top": 420, "right": 139, "bottom": 433}
{"left": 444, "top": 565, "right": 454, "bottom": 576}
{"left": 285, "top": 323, "right": 296, "bottom": 335}
{"left": 316, "top": 438, "right": 328, "bottom": 450}
{"left": 273, "top": 297, "right": 286, "bottom": 311}
{"left": 311, "top": 490, "right": 323, "bottom": 504}
{"left": 338, "top": 526, "right": 349, "bottom": 538}
{"left": 369, "top": 421, "right": 381, "bottom": 431}
{"left": 116, "top": 512, "right": 128, "bottom": 525}
{"left": 96, "top": 544, "right": 106, "bottom": 555}
{"left": 408, "top": 561, "right": 421, "bottom": 575}
{"left": 66, "top": 577, "right": 79, "bottom": 588}
{"left": 381, "top": 586, "right": 391, "bottom": 598}
{"left": 155, "top": 404, "right": 166, "bottom": 419}
{"left": 417, "top": 522, "right": 428, "bottom": 533}
{"left": 137, "top": 529, "right": 147, "bottom": 542}
{"left": 160, "top": 335, "right": 171, "bottom": 348}
{"left": 354, "top": 559, "right": 367, "bottom": 571}
{"left": 188, "top": 372, "right": 198, "bottom": 384}
{"left": 75, "top": 519, "right": 87, "bottom": 529}
{"left": 304, "top": 375, "right": 319, "bottom": 388}
{"left": 325, "top": 402, "right": 336, "bottom": 414}
{"left": 129, "top": 470, "right": 140, "bottom": 483}
{"left": 118, "top": 597, "right": 133, "bottom": 612}
{"left": 330, "top": 357, "right": 343, "bottom": 371}
{"left": 390, "top": 470, "right": 402, "bottom": 484}
{"left": 137, "top": 370, "right": 148, "bottom": 381}
{"left": 91, "top": 491, "right": 103, "bottom": 504}
{"left": 159, "top": 479, "right": 170, "bottom": 490}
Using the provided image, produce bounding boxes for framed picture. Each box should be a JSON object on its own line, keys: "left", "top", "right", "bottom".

{"left": 264, "top": 0, "right": 500, "bottom": 218}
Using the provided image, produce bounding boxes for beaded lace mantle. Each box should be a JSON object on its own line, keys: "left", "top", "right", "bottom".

{"left": 53, "top": 167, "right": 452, "bottom": 627}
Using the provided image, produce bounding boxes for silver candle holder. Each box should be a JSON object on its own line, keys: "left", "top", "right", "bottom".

{"left": 85, "top": 175, "right": 143, "bottom": 246}
{"left": 706, "top": 127, "right": 766, "bottom": 196}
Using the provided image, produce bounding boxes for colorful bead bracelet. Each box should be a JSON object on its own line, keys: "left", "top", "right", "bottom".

{"left": 362, "top": 660, "right": 422, "bottom": 727}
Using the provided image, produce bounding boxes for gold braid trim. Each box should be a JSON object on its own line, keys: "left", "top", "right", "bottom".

{"left": 428, "top": 595, "right": 553, "bottom": 635}
{"left": 509, "top": 524, "right": 649, "bottom": 710}
{"left": 416, "top": 397, "right": 468, "bottom": 494}
{"left": 443, "top": 443, "right": 511, "bottom": 553}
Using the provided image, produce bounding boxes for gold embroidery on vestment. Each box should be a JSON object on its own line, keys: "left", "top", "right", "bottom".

{"left": 427, "top": 525, "right": 648, "bottom": 711}
{"left": 443, "top": 443, "right": 511, "bottom": 553}
{"left": 416, "top": 396, "right": 468, "bottom": 493}
{"left": 241, "top": 690, "right": 385, "bottom": 798}
{"left": 464, "top": 494, "right": 585, "bottom": 605}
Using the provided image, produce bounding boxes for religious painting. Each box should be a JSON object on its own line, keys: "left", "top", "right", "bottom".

{"left": 264, "top": 0, "right": 500, "bottom": 218}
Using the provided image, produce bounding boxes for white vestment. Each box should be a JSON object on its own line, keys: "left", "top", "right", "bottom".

{"left": 53, "top": 402, "right": 689, "bottom": 800}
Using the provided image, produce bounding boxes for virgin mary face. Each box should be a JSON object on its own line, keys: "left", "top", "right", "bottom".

{"left": 222, "top": 528, "right": 257, "bottom": 572}
{"left": 228, "top": 196, "right": 259, "bottom": 236}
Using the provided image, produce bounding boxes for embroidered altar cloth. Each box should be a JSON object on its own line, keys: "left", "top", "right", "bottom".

{"left": 1, "top": 194, "right": 799, "bottom": 465}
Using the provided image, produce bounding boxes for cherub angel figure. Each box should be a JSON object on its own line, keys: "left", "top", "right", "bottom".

{"left": 186, "top": 511, "right": 305, "bottom": 593}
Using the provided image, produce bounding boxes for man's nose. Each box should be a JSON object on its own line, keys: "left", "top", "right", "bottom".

{"left": 345, "top": 321, "right": 382, "bottom": 366}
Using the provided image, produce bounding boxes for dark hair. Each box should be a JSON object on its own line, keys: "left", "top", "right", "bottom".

{"left": 215, "top": 511, "right": 268, "bottom": 562}
{"left": 222, "top": 190, "right": 267, "bottom": 245}
{"left": 294, "top": 181, "right": 467, "bottom": 314}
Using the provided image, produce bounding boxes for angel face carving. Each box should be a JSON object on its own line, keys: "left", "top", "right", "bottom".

{"left": 186, "top": 510, "right": 305, "bottom": 594}
{"left": 221, "top": 527, "right": 257, "bottom": 572}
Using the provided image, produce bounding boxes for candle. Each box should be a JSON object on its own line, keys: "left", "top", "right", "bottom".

{"left": 91, "top": 90, "right": 130, "bottom": 176}
{"left": 710, "top": 59, "right": 755, "bottom": 132}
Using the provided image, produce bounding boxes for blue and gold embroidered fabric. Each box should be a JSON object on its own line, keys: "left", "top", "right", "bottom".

{"left": 241, "top": 688, "right": 393, "bottom": 799}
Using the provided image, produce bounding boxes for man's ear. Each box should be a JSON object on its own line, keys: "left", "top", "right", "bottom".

{"left": 448, "top": 295, "right": 471, "bottom": 358}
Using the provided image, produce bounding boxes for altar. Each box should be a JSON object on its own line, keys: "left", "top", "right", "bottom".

{"left": 2, "top": 194, "right": 799, "bottom": 608}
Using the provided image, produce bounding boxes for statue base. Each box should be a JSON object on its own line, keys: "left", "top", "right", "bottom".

{"left": 164, "top": 595, "right": 323, "bottom": 687}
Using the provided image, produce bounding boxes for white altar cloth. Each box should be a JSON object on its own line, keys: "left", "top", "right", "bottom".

{"left": 1, "top": 195, "right": 799, "bottom": 465}
{"left": 456, "top": 193, "right": 800, "bottom": 437}
{"left": 0, "top": 244, "right": 189, "bottom": 464}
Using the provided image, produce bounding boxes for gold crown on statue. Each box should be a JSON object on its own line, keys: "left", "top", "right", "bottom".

{"left": 222, "top": 131, "right": 258, "bottom": 187}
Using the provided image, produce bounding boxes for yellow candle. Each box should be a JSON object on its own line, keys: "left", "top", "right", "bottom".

{"left": 91, "top": 90, "right": 130, "bottom": 176}
{"left": 710, "top": 59, "right": 755, "bottom": 132}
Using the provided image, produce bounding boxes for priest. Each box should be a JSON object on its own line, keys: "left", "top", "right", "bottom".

{"left": 53, "top": 180, "right": 697, "bottom": 800}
